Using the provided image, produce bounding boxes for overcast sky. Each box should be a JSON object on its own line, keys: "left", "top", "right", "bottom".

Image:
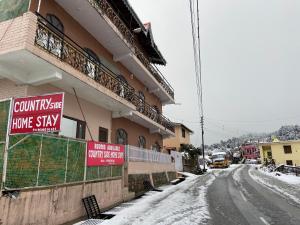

{"left": 129, "top": 0, "right": 300, "bottom": 146}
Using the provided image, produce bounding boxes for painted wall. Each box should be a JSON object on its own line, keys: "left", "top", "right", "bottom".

{"left": 111, "top": 117, "right": 162, "bottom": 149}
{"left": 28, "top": 84, "right": 112, "bottom": 142}
{"left": 163, "top": 125, "right": 192, "bottom": 151}
{"left": 259, "top": 141, "right": 300, "bottom": 166}
{"left": 0, "top": 79, "right": 112, "bottom": 142}
{"left": 29, "top": 0, "right": 162, "bottom": 112}
{"left": 0, "top": 179, "right": 122, "bottom": 225}
{"left": 0, "top": 0, "right": 29, "bottom": 22}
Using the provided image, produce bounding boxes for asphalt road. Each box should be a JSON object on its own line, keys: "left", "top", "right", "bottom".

{"left": 207, "top": 165, "right": 300, "bottom": 225}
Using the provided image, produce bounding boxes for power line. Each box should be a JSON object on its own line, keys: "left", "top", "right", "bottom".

{"left": 189, "top": 0, "right": 206, "bottom": 170}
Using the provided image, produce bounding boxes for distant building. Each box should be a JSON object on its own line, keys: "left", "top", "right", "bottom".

{"left": 163, "top": 123, "right": 194, "bottom": 154}
{"left": 240, "top": 144, "right": 259, "bottom": 159}
{"left": 259, "top": 140, "right": 300, "bottom": 166}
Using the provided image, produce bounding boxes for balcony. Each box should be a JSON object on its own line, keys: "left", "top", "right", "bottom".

{"left": 54, "top": 0, "right": 175, "bottom": 104}
{"left": 33, "top": 15, "right": 174, "bottom": 134}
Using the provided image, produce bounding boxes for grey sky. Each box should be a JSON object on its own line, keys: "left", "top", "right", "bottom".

{"left": 129, "top": 0, "right": 300, "bottom": 145}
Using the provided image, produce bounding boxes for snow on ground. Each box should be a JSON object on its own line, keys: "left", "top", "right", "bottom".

{"left": 98, "top": 173, "right": 214, "bottom": 225}
{"left": 248, "top": 166, "right": 300, "bottom": 205}
{"left": 258, "top": 167, "right": 300, "bottom": 185}
{"left": 75, "top": 165, "right": 242, "bottom": 225}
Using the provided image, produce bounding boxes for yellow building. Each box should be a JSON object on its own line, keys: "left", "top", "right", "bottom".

{"left": 259, "top": 140, "right": 300, "bottom": 166}
{"left": 163, "top": 123, "right": 194, "bottom": 154}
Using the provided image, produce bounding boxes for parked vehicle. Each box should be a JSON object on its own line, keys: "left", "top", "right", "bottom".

{"left": 210, "top": 152, "right": 230, "bottom": 168}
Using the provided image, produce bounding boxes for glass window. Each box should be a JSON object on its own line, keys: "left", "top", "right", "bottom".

{"left": 117, "top": 75, "right": 128, "bottom": 98}
{"left": 182, "top": 128, "right": 186, "bottom": 138}
{"left": 116, "top": 128, "right": 128, "bottom": 145}
{"left": 283, "top": 145, "right": 292, "bottom": 154}
{"left": 137, "top": 91, "right": 145, "bottom": 113}
{"left": 60, "top": 116, "right": 86, "bottom": 139}
{"left": 286, "top": 160, "right": 293, "bottom": 166}
{"left": 99, "top": 127, "right": 108, "bottom": 142}
{"left": 152, "top": 142, "right": 161, "bottom": 152}
{"left": 138, "top": 136, "right": 146, "bottom": 148}
{"left": 46, "top": 14, "right": 64, "bottom": 33}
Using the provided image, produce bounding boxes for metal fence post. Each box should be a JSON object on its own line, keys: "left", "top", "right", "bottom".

{"left": 36, "top": 134, "right": 44, "bottom": 186}
{"left": 64, "top": 138, "right": 70, "bottom": 183}
{"left": 1, "top": 98, "right": 13, "bottom": 189}
{"left": 84, "top": 142, "right": 87, "bottom": 181}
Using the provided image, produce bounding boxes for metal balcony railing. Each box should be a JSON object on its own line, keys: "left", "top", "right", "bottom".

{"left": 34, "top": 15, "right": 174, "bottom": 133}
{"left": 89, "top": 0, "right": 174, "bottom": 99}
{"left": 126, "top": 145, "right": 172, "bottom": 164}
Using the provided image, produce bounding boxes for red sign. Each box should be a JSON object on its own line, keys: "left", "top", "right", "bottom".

{"left": 10, "top": 93, "right": 64, "bottom": 134}
{"left": 87, "top": 141, "right": 125, "bottom": 166}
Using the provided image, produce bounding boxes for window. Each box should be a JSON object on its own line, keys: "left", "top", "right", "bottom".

{"left": 152, "top": 142, "right": 161, "bottom": 152}
{"left": 137, "top": 91, "right": 145, "bottom": 113}
{"left": 46, "top": 14, "right": 64, "bottom": 33}
{"left": 83, "top": 48, "right": 100, "bottom": 79}
{"left": 99, "top": 127, "right": 108, "bottom": 142}
{"left": 45, "top": 14, "right": 64, "bottom": 58}
{"left": 283, "top": 145, "right": 292, "bottom": 154}
{"left": 117, "top": 75, "right": 128, "bottom": 98}
{"left": 60, "top": 116, "right": 86, "bottom": 139}
{"left": 182, "top": 128, "right": 186, "bottom": 138}
{"left": 286, "top": 160, "right": 293, "bottom": 166}
{"left": 138, "top": 136, "right": 146, "bottom": 148}
{"left": 116, "top": 128, "right": 128, "bottom": 145}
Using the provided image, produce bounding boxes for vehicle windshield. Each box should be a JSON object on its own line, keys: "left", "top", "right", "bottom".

{"left": 212, "top": 154, "right": 225, "bottom": 160}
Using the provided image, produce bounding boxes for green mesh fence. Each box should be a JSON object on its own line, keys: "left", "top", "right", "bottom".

{"left": 0, "top": 143, "right": 4, "bottom": 183}
{"left": 1, "top": 100, "right": 122, "bottom": 189}
{"left": 4, "top": 133, "right": 122, "bottom": 189}
{"left": 0, "top": 100, "right": 10, "bottom": 187}
{"left": 66, "top": 140, "right": 85, "bottom": 183}
{"left": 0, "top": 100, "right": 10, "bottom": 142}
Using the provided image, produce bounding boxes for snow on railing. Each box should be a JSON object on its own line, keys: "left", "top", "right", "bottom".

{"left": 126, "top": 145, "right": 172, "bottom": 164}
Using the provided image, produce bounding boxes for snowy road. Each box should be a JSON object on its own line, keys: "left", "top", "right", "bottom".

{"left": 207, "top": 165, "right": 300, "bottom": 225}
{"left": 101, "top": 172, "right": 215, "bottom": 225}
{"left": 79, "top": 165, "right": 300, "bottom": 225}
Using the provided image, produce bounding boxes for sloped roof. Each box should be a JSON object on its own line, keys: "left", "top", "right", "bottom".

{"left": 174, "top": 123, "right": 194, "bottom": 134}
{"left": 107, "top": 0, "right": 167, "bottom": 65}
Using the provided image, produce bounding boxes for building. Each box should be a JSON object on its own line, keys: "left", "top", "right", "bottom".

{"left": 259, "top": 140, "right": 300, "bottom": 166}
{"left": 163, "top": 123, "right": 194, "bottom": 153}
{"left": 0, "top": 0, "right": 176, "bottom": 224}
{"left": 240, "top": 144, "right": 259, "bottom": 160}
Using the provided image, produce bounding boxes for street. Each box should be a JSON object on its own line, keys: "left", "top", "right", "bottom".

{"left": 98, "top": 165, "right": 300, "bottom": 225}
{"left": 207, "top": 165, "right": 300, "bottom": 225}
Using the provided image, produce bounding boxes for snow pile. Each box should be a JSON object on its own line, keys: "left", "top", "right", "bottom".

{"left": 249, "top": 167, "right": 300, "bottom": 204}
{"left": 99, "top": 174, "right": 214, "bottom": 225}
{"left": 232, "top": 165, "right": 243, "bottom": 183}
{"left": 258, "top": 167, "right": 300, "bottom": 185}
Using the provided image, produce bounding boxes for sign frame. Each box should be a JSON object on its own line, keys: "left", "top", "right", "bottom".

{"left": 9, "top": 92, "right": 65, "bottom": 135}
{"left": 86, "top": 141, "right": 125, "bottom": 167}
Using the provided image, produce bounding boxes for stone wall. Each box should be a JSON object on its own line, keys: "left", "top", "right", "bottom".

{"left": 128, "top": 174, "right": 151, "bottom": 196}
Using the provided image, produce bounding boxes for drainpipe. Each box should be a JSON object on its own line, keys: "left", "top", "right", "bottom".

{"left": 37, "top": 0, "right": 42, "bottom": 13}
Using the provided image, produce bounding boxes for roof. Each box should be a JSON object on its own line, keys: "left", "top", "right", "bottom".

{"left": 107, "top": 0, "right": 167, "bottom": 65}
{"left": 259, "top": 139, "right": 300, "bottom": 146}
{"left": 174, "top": 123, "right": 194, "bottom": 134}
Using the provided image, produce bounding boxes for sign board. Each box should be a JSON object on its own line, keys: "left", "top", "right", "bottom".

{"left": 87, "top": 141, "right": 125, "bottom": 166}
{"left": 10, "top": 93, "right": 64, "bottom": 134}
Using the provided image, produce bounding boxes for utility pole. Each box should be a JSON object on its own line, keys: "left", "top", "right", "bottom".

{"left": 201, "top": 116, "right": 206, "bottom": 171}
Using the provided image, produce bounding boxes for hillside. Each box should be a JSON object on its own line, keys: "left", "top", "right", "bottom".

{"left": 209, "top": 125, "right": 300, "bottom": 149}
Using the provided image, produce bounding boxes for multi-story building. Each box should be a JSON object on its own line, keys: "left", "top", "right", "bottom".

{"left": 259, "top": 140, "right": 300, "bottom": 166}
{"left": 163, "top": 123, "right": 194, "bottom": 153}
{"left": 0, "top": 1, "right": 175, "bottom": 224}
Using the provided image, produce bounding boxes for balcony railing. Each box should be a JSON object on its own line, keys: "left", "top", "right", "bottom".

{"left": 89, "top": 0, "right": 174, "bottom": 99}
{"left": 126, "top": 145, "right": 172, "bottom": 164}
{"left": 34, "top": 15, "right": 174, "bottom": 133}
